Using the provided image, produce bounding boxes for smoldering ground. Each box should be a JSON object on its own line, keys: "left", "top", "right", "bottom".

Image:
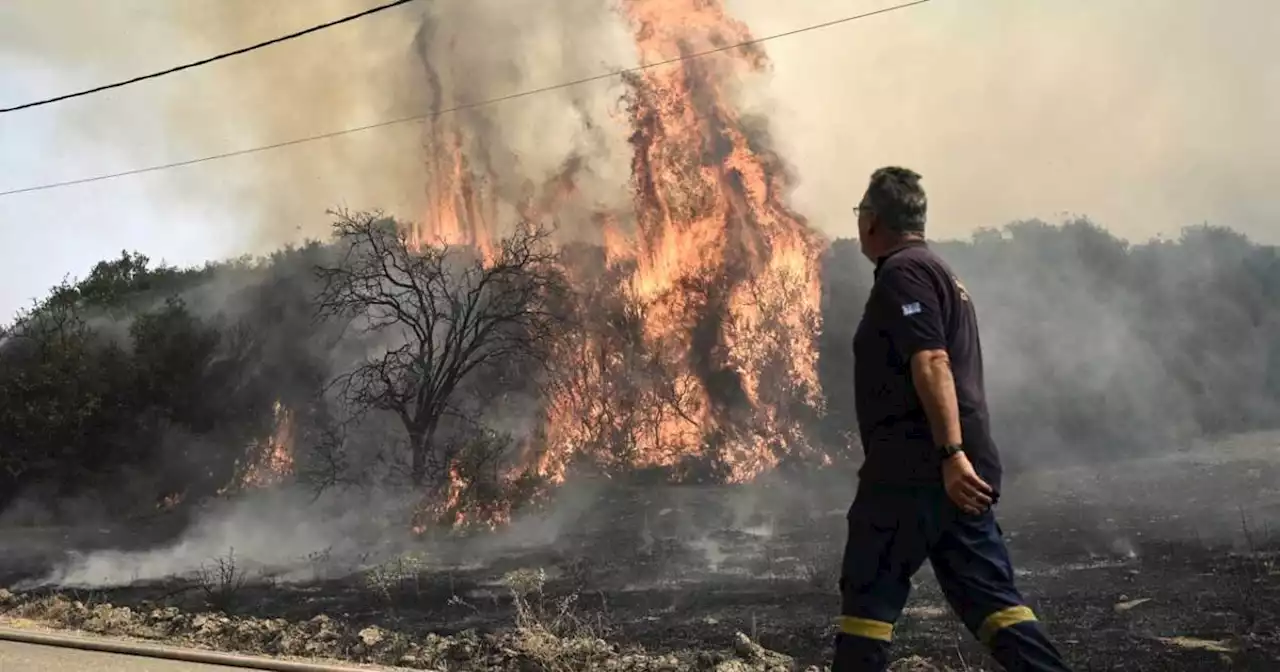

{"left": 4, "top": 476, "right": 774, "bottom": 592}
{"left": 6, "top": 435, "right": 1280, "bottom": 669}
{"left": 9, "top": 427, "right": 1279, "bottom": 593}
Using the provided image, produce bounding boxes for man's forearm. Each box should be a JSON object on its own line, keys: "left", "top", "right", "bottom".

{"left": 910, "top": 349, "right": 963, "bottom": 447}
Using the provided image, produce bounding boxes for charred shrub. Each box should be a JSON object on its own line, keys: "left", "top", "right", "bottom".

{"left": 196, "top": 548, "right": 250, "bottom": 613}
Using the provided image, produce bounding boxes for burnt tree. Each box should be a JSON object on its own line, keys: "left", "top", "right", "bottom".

{"left": 315, "top": 211, "right": 567, "bottom": 489}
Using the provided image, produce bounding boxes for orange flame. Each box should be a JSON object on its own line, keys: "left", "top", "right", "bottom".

{"left": 410, "top": 0, "right": 826, "bottom": 518}
{"left": 412, "top": 462, "right": 516, "bottom": 533}
{"left": 411, "top": 126, "right": 498, "bottom": 260}
{"left": 538, "top": 0, "right": 825, "bottom": 483}
{"left": 234, "top": 400, "right": 296, "bottom": 491}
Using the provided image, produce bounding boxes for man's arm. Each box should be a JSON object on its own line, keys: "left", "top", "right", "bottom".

{"left": 876, "top": 265, "right": 993, "bottom": 514}
{"left": 909, "top": 349, "right": 963, "bottom": 447}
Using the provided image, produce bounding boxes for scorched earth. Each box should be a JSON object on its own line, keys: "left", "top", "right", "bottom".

{"left": 2, "top": 432, "right": 1279, "bottom": 671}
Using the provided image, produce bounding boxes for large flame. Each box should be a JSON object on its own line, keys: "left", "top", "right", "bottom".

{"left": 411, "top": 125, "right": 497, "bottom": 260}
{"left": 413, "top": 0, "right": 826, "bottom": 510}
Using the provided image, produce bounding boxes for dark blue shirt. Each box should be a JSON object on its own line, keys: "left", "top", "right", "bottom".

{"left": 852, "top": 241, "right": 1002, "bottom": 489}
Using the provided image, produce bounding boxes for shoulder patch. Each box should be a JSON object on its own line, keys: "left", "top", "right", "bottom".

{"left": 901, "top": 302, "right": 923, "bottom": 316}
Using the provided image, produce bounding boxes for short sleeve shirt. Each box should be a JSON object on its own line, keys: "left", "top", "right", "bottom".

{"left": 852, "top": 241, "right": 1002, "bottom": 489}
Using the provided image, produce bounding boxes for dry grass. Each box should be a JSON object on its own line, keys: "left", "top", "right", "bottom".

{"left": 0, "top": 587, "right": 810, "bottom": 671}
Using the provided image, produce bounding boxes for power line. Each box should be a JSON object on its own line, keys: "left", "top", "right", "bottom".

{"left": 0, "top": 0, "right": 934, "bottom": 199}
{"left": 0, "top": 0, "right": 421, "bottom": 114}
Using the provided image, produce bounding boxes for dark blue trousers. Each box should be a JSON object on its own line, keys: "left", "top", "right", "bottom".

{"left": 832, "top": 484, "right": 1071, "bottom": 672}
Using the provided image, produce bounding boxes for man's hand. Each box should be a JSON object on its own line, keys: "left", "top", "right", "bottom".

{"left": 942, "top": 451, "right": 993, "bottom": 515}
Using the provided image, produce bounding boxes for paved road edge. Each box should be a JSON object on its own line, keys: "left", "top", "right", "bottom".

{"left": 0, "top": 626, "right": 379, "bottom": 672}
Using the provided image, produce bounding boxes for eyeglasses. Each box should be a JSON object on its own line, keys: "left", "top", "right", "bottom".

{"left": 852, "top": 204, "right": 874, "bottom": 216}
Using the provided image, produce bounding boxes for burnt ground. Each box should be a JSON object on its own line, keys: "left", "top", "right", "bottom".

{"left": 3, "top": 433, "right": 1280, "bottom": 671}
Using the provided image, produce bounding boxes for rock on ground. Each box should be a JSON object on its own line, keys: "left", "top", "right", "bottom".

{"left": 2, "top": 592, "right": 819, "bottom": 671}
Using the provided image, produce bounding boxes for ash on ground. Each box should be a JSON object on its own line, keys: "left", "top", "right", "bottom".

{"left": 3, "top": 436, "right": 1280, "bottom": 671}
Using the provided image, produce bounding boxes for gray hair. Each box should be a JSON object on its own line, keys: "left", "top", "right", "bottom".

{"left": 863, "top": 166, "right": 927, "bottom": 234}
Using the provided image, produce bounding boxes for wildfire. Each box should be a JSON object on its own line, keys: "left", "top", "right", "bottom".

{"left": 411, "top": 463, "right": 515, "bottom": 534}
{"left": 539, "top": 0, "right": 825, "bottom": 482}
{"left": 232, "top": 400, "right": 296, "bottom": 491}
{"left": 412, "top": 0, "right": 826, "bottom": 511}
{"left": 410, "top": 126, "right": 497, "bottom": 260}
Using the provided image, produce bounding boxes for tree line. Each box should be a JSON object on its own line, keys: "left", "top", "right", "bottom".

{"left": 820, "top": 220, "right": 1280, "bottom": 469}
{"left": 2, "top": 214, "right": 1276, "bottom": 521}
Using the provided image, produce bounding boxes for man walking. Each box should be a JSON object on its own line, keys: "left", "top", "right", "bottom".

{"left": 833, "top": 167, "right": 1071, "bottom": 671}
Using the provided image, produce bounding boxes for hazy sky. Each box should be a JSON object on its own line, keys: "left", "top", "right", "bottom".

{"left": 0, "top": 0, "right": 1276, "bottom": 320}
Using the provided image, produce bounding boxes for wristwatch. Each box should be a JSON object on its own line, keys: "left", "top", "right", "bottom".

{"left": 938, "top": 443, "right": 964, "bottom": 459}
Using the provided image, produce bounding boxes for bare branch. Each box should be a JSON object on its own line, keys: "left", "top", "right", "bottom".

{"left": 314, "top": 211, "right": 568, "bottom": 488}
